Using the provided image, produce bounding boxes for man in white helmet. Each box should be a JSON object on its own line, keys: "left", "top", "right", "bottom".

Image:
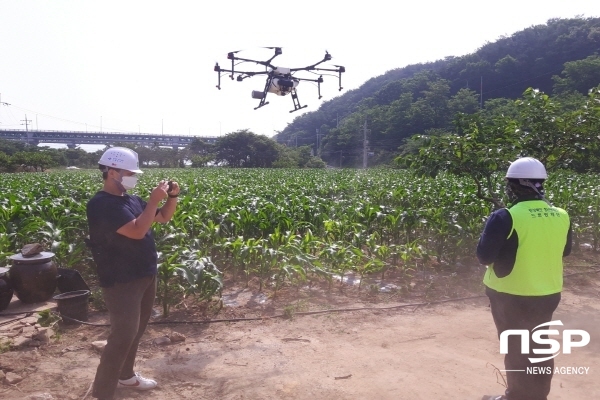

{"left": 86, "top": 147, "right": 180, "bottom": 400}
{"left": 477, "top": 157, "right": 572, "bottom": 400}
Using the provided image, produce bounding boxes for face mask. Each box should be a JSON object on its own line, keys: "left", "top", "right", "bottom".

{"left": 121, "top": 175, "right": 138, "bottom": 190}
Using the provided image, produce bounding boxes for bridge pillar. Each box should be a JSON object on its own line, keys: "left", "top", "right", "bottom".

{"left": 26, "top": 131, "right": 36, "bottom": 146}
{"left": 67, "top": 142, "right": 77, "bottom": 149}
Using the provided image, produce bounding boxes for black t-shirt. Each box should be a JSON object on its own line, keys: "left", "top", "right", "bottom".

{"left": 86, "top": 191, "right": 158, "bottom": 287}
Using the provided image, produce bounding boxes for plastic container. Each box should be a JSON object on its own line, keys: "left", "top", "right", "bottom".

{"left": 53, "top": 290, "right": 90, "bottom": 324}
{"left": 56, "top": 268, "right": 90, "bottom": 293}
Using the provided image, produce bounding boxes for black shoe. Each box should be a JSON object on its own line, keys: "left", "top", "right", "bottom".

{"left": 481, "top": 396, "right": 507, "bottom": 400}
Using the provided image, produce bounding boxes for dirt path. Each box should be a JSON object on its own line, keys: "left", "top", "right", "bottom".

{"left": 0, "top": 277, "right": 598, "bottom": 400}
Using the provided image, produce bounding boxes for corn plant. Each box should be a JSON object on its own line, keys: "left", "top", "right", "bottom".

{"left": 2, "top": 167, "right": 599, "bottom": 305}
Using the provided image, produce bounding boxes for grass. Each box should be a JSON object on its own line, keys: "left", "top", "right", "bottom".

{"left": 0, "top": 338, "right": 12, "bottom": 354}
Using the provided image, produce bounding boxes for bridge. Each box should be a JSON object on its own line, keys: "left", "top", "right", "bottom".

{"left": 0, "top": 129, "right": 219, "bottom": 149}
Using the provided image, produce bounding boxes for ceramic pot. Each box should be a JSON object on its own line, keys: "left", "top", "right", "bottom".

{"left": 8, "top": 252, "right": 57, "bottom": 304}
{"left": 0, "top": 267, "right": 12, "bottom": 311}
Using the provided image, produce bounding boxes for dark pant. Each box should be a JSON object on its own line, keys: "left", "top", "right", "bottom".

{"left": 486, "top": 287, "right": 561, "bottom": 400}
{"left": 92, "top": 275, "right": 157, "bottom": 400}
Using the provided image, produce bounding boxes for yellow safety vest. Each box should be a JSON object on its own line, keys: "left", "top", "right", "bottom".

{"left": 483, "top": 200, "right": 570, "bottom": 296}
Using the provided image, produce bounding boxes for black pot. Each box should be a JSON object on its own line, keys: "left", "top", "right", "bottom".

{"left": 8, "top": 252, "right": 57, "bottom": 304}
{"left": 0, "top": 267, "right": 13, "bottom": 311}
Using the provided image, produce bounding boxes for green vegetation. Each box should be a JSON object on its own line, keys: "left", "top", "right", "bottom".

{"left": 37, "top": 308, "right": 61, "bottom": 327}
{"left": 275, "top": 17, "right": 600, "bottom": 168}
{"left": 404, "top": 87, "right": 600, "bottom": 208}
{"left": 1, "top": 17, "right": 598, "bottom": 310}
{"left": 0, "top": 168, "right": 599, "bottom": 309}
{"left": 0, "top": 129, "right": 326, "bottom": 172}
{"left": 0, "top": 338, "right": 12, "bottom": 354}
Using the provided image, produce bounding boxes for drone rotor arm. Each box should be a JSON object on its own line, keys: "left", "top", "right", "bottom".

{"left": 311, "top": 66, "right": 345, "bottom": 91}
{"left": 263, "top": 46, "right": 282, "bottom": 66}
{"left": 216, "top": 68, "right": 269, "bottom": 77}
{"left": 289, "top": 51, "right": 333, "bottom": 72}
{"left": 291, "top": 76, "right": 323, "bottom": 83}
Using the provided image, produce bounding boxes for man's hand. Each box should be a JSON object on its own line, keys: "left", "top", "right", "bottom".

{"left": 149, "top": 181, "right": 169, "bottom": 204}
{"left": 155, "top": 180, "right": 180, "bottom": 223}
{"left": 167, "top": 180, "right": 181, "bottom": 196}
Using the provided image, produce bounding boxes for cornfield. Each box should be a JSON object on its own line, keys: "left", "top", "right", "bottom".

{"left": 0, "top": 169, "right": 596, "bottom": 311}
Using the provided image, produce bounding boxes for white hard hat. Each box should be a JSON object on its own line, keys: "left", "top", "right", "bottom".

{"left": 98, "top": 147, "right": 143, "bottom": 173}
{"left": 505, "top": 157, "right": 547, "bottom": 179}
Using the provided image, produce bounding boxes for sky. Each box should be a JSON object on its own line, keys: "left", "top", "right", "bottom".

{"left": 1, "top": 0, "right": 599, "bottom": 152}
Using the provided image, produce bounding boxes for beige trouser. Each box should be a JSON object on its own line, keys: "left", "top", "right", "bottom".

{"left": 92, "top": 274, "right": 156, "bottom": 400}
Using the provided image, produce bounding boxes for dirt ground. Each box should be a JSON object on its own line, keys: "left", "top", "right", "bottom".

{"left": 0, "top": 259, "right": 599, "bottom": 400}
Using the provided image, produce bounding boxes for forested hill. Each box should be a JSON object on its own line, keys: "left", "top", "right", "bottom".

{"left": 274, "top": 17, "right": 600, "bottom": 167}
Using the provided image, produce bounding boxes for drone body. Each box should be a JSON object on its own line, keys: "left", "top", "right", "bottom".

{"left": 214, "top": 47, "right": 345, "bottom": 113}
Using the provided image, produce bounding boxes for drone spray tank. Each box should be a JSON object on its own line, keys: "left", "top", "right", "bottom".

{"left": 251, "top": 67, "right": 299, "bottom": 99}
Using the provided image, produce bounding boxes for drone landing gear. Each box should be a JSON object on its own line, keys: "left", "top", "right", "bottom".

{"left": 253, "top": 75, "right": 273, "bottom": 110}
{"left": 254, "top": 101, "right": 270, "bottom": 111}
{"left": 290, "top": 89, "right": 307, "bottom": 113}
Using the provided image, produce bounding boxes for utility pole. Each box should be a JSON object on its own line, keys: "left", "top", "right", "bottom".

{"left": 362, "top": 119, "right": 369, "bottom": 169}
{"left": 316, "top": 129, "right": 324, "bottom": 157}
{"left": 21, "top": 114, "right": 32, "bottom": 131}
{"left": 480, "top": 76, "right": 483, "bottom": 109}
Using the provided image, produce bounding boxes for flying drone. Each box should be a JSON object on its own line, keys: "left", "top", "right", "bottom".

{"left": 214, "top": 47, "right": 345, "bottom": 113}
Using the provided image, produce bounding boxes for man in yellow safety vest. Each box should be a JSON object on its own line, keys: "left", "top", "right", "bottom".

{"left": 477, "top": 157, "right": 572, "bottom": 400}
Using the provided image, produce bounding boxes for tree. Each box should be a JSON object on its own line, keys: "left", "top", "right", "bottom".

{"left": 190, "top": 154, "right": 213, "bottom": 168}
{"left": 402, "top": 113, "right": 514, "bottom": 209}
{"left": 0, "top": 139, "right": 27, "bottom": 156}
{"left": 65, "top": 148, "right": 86, "bottom": 166}
{"left": 272, "top": 145, "right": 325, "bottom": 168}
{"left": 553, "top": 55, "right": 600, "bottom": 95}
{"left": 0, "top": 151, "right": 11, "bottom": 171}
{"left": 305, "top": 156, "right": 326, "bottom": 168}
{"left": 403, "top": 86, "right": 600, "bottom": 208}
{"left": 214, "top": 130, "right": 280, "bottom": 168}
{"left": 448, "top": 88, "right": 480, "bottom": 116}
{"left": 186, "top": 138, "right": 215, "bottom": 165}
{"left": 29, "top": 152, "right": 55, "bottom": 172}
{"left": 513, "top": 88, "right": 596, "bottom": 169}
{"left": 38, "top": 147, "right": 68, "bottom": 167}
